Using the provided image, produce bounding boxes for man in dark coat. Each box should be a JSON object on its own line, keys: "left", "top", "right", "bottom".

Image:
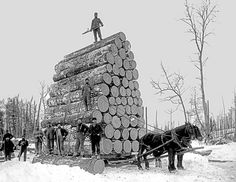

{"left": 18, "top": 136, "right": 29, "bottom": 161}
{"left": 82, "top": 78, "right": 92, "bottom": 111}
{"left": 55, "top": 124, "right": 68, "bottom": 156}
{"left": 90, "top": 12, "right": 103, "bottom": 43}
{"left": 2, "top": 130, "right": 14, "bottom": 141}
{"left": 74, "top": 122, "right": 89, "bottom": 157}
{"left": 0, "top": 137, "right": 14, "bottom": 161}
{"left": 33, "top": 126, "right": 44, "bottom": 156}
{"left": 44, "top": 123, "right": 55, "bottom": 154}
{"left": 89, "top": 118, "right": 103, "bottom": 158}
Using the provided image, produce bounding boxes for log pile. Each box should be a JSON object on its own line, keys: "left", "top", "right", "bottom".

{"left": 41, "top": 32, "right": 146, "bottom": 156}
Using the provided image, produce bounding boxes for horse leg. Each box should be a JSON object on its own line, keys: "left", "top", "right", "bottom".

{"left": 168, "top": 148, "right": 176, "bottom": 172}
{"left": 177, "top": 154, "right": 184, "bottom": 170}
{"left": 144, "top": 154, "right": 149, "bottom": 170}
{"left": 137, "top": 146, "right": 145, "bottom": 170}
{"left": 155, "top": 158, "right": 162, "bottom": 168}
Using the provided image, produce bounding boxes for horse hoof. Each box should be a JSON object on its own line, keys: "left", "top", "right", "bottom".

{"left": 138, "top": 167, "right": 143, "bottom": 170}
{"left": 177, "top": 166, "right": 184, "bottom": 170}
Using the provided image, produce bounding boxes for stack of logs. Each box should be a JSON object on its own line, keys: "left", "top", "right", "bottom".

{"left": 41, "top": 32, "right": 146, "bottom": 156}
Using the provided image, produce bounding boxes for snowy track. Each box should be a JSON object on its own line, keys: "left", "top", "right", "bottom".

{"left": 1, "top": 142, "right": 236, "bottom": 182}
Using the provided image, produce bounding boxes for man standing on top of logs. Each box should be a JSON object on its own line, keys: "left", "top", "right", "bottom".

{"left": 33, "top": 126, "right": 44, "bottom": 156}
{"left": 90, "top": 12, "right": 103, "bottom": 43}
{"left": 82, "top": 78, "right": 92, "bottom": 111}
{"left": 89, "top": 118, "right": 103, "bottom": 158}
{"left": 74, "top": 122, "right": 89, "bottom": 157}
{"left": 44, "top": 123, "right": 55, "bottom": 154}
{"left": 55, "top": 124, "right": 68, "bottom": 156}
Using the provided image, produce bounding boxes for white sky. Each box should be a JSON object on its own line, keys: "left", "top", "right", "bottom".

{"left": 0, "top": 0, "right": 235, "bottom": 128}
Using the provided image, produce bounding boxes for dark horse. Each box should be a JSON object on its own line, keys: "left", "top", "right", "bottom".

{"left": 137, "top": 123, "right": 203, "bottom": 172}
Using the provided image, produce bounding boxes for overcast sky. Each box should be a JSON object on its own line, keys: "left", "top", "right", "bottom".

{"left": 0, "top": 0, "right": 235, "bottom": 128}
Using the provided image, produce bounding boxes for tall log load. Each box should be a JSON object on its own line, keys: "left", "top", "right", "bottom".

{"left": 41, "top": 32, "right": 145, "bottom": 157}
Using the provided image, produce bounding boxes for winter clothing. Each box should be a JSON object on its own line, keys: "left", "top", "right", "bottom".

{"left": 44, "top": 125, "right": 55, "bottom": 154}
{"left": 1, "top": 138, "right": 14, "bottom": 161}
{"left": 89, "top": 123, "right": 103, "bottom": 155}
{"left": 82, "top": 82, "right": 92, "bottom": 111}
{"left": 74, "top": 123, "right": 89, "bottom": 156}
{"left": 33, "top": 128, "right": 43, "bottom": 155}
{"left": 18, "top": 138, "right": 28, "bottom": 161}
{"left": 3, "top": 132, "right": 14, "bottom": 141}
{"left": 90, "top": 14, "right": 103, "bottom": 42}
{"left": 55, "top": 126, "right": 68, "bottom": 155}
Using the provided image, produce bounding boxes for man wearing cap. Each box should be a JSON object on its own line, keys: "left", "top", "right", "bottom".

{"left": 18, "top": 136, "right": 29, "bottom": 161}
{"left": 82, "top": 78, "right": 92, "bottom": 111}
{"left": 89, "top": 118, "right": 103, "bottom": 158}
{"left": 55, "top": 124, "right": 68, "bottom": 156}
{"left": 33, "top": 126, "right": 44, "bottom": 156}
{"left": 44, "top": 123, "right": 55, "bottom": 154}
{"left": 74, "top": 122, "right": 89, "bottom": 157}
{"left": 90, "top": 12, "right": 104, "bottom": 43}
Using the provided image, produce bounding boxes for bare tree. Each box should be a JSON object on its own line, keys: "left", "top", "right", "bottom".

{"left": 151, "top": 63, "right": 188, "bottom": 123}
{"left": 181, "top": 0, "right": 218, "bottom": 137}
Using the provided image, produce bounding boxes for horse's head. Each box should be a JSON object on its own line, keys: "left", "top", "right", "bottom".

{"left": 184, "top": 122, "right": 195, "bottom": 139}
{"left": 192, "top": 125, "right": 203, "bottom": 141}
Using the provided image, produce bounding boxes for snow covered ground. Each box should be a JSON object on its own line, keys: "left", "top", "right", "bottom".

{"left": 0, "top": 141, "right": 236, "bottom": 182}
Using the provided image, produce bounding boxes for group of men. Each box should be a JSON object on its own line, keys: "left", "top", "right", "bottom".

{"left": 0, "top": 130, "right": 29, "bottom": 161}
{"left": 39, "top": 118, "right": 102, "bottom": 158}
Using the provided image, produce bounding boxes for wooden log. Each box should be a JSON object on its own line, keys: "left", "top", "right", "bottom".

{"left": 112, "top": 64, "right": 120, "bottom": 76}
{"left": 131, "top": 90, "right": 136, "bottom": 98}
{"left": 119, "top": 67, "right": 125, "bottom": 77}
{"left": 113, "top": 140, "right": 122, "bottom": 153}
{"left": 114, "top": 55, "right": 123, "bottom": 68}
{"left": 109, "top": 105, "right": 117, "bottom": 116}
{"left": 112, "top": 76, "right": 121, "bottom": 86}
{"left": 99, "top": 83, "right": 110, "bottom": 96}
{"left": 133, "top": 80, "right": 139, "bottom": 90}
{"left": 131, "top": 140, "right": 139, "bottom": 152}
{"left": 103, "top": 113, "right": 112, "bottom": 124}
{"left": 103, "top": 72, "right": 112, "bottom": 85}
{"left": 119, "top": 86, "right": 126, "bottom": 97}
{"left": 117, "top": 105, "right": 125, "bottom": 117}
{"left": 128, "top": 81, "right": 134, "bottom": 90}
{"left": 135, "top": 90, "right": 141, "bottom": 98}
{"left": 121, "top": 97, "right": 127, "bottom": 106}
{"left": 100, "top": 138, "right": 113, "bottom": 154}
{"left": 123, "top": 59, "right": 131, "bottom": 70}
{"left": 123, "top": 140, "right": 131, "bottom": 153}
{"left": 98, "top": 95, "right": 109, "bottom": 112}
{"left": 113, "top": 130, "right": 121, "bottom": 140}
{"left": 63, "top": 32, "right": 126, "bottom": 60}
{"left": 114, "top": 37, "right": 123, "bottom": 49}
{"left": 132, "top": 69, "right": 139, "bottom": 80}
{"left": 130, "top": 116, "right": 138, "bottom": 127}
{"left": 127, "top": 51, "right": 134, "bottom": 60}
{"left": 111, "top": 86, "right": 119, "bottom": 97}
{"left": 126, "top": 70, "right": 133, "bottom": 81}
{"left": 137, "top": 106, "right": 143, "bottom": 117}
{"left": 131, "top": 60, "right": 137, "bottom": 69}
{"left": 93, "top": 110, "right": 103, "bottom": 123}
{"left": 138, "top": 128, "right": 146, "bottom": 139}
{"left": 122, "top": 40, "right": 131, "bottom": 52}
{"left": 130, "top": 128, "right": 138, "bottom": 140}
{"left": 111, "top": 44, "right": 118, "bottom": 56}
{"left": 125, "top": 105, "right": 131, "bottom": 115}
{"left": 111, "top": 116, "right": 121, "bottom": 129}
{"left": 108, "top": 97, "right": 116, "bottom": 105}
{"left": 104, "top": 124, "right": 115, "bottom": 138}
{"left": 106, "top": 52, "right": 115, "bottom": 64}
{"left": 115, "top": 97, "right": 122, "bottom": 105}
{"left": 106, "top": 63, "right": 113, "bottom": 73}
{"left": 127, "top": 97, "right": 134, "bottom": 106}
{"left": 137, "top": 98, "right": 143, "bottom": 106}
{"left": 122, "top": 129, "right": 129, "bottom": 140}
{"left": 121, "top": 115, "right": 130, "bottom": 128}
{"left": 118, "top": 48, "right": 126, "bottom": 60}
{"left": 122, "top": 77, "right": 129, "bottom": 88}
{"left": 131, "top": 105, "right": 138, "bottom": 115}
{"left": 133, "top": 98, "right": 138, "bottom": 105}
{"left": 126, "top": 88, "right": 132, "bottom": 97}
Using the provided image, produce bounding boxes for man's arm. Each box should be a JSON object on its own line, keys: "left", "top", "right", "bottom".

{"left": 99, "top": 18, "right": 104, "bottom": 27}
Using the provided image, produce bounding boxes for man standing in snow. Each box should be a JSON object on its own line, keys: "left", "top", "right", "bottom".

{"left": 90, "top": 12, "right": 104, "bottom": 43}
{"left": 74, "top": 122, "right": 89, "bottom": 157}
{"left": 2, "top": 129, "right": 14, "bottom": 141}
{"left": 0, "top": 136, "right": 14, "bottom": 161}
{"left": 33, "top": 126, "right": 44, "bottom": 156}
{"left": 89, "top": 118, "right": 103, "bottom": 158}
{"left": 44, "top": 123, "right": 55, "bottom": 154}
{"left": 18, "top": 136, "right": 29, "bottom": 161}
{"left": 55, "top": 124, "right": 68, "bottom": 156}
